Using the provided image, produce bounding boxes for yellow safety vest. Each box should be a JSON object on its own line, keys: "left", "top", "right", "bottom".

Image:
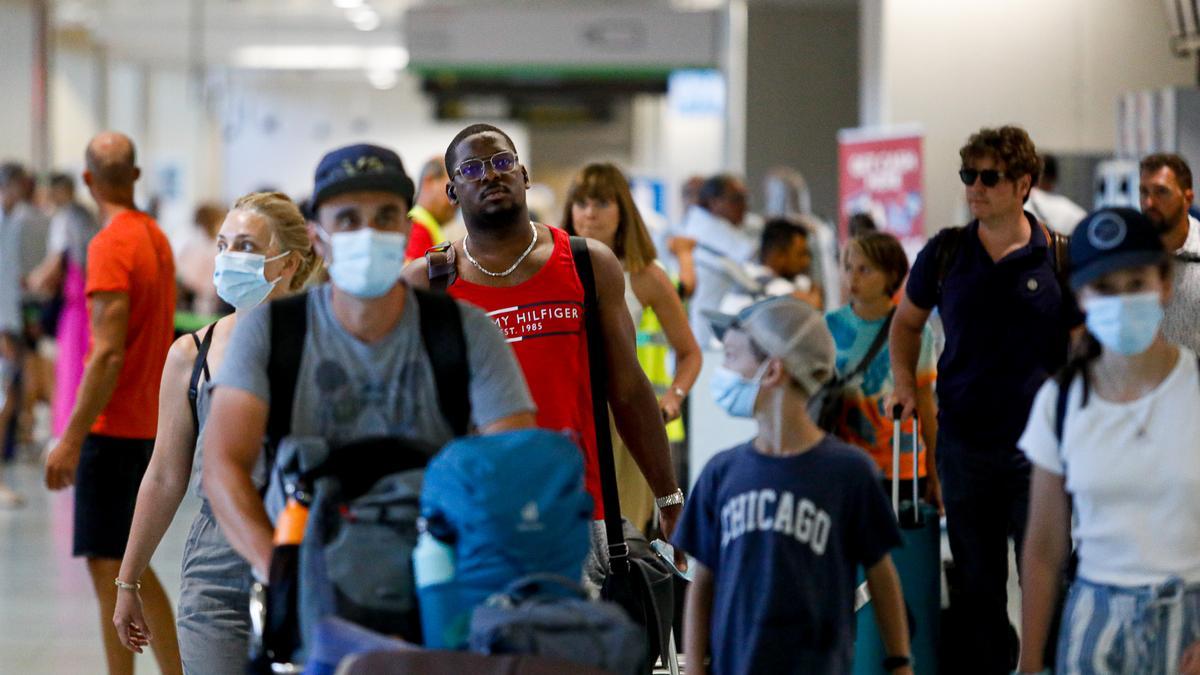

{"left": 408, "top": 205, "right": 446, "bottom": 246}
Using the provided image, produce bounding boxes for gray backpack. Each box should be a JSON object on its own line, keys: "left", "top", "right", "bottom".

{"left": 469, "top": 574, "right": 646, "bottom": 675}
{"left": 306, "top": 439, "right": 434, "bottom": 640}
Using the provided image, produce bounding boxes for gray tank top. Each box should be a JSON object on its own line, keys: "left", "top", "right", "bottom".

{"left": 187, "top": 322, "right": 267, "bottom": 498}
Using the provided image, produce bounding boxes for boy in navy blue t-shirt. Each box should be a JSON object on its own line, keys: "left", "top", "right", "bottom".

{"left": 675, "top": 297, "right": 911, "bottom": 675}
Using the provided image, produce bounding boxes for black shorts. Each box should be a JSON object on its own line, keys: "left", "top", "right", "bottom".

{"left": 72, "top": 434, "right": 154, "bottom": 559}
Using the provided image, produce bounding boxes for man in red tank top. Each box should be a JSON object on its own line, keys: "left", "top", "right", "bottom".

{"left": 405, "top": 124, "right": 684, "bottom": 552}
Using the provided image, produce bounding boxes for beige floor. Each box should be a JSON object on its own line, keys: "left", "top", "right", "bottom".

{"left": 0, "top": 459, "right": 198, "bottom": 675}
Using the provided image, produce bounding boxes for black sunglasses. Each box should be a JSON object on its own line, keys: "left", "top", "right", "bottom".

{"left": 959, "top": 168, "right": 1009, "bottom": 188}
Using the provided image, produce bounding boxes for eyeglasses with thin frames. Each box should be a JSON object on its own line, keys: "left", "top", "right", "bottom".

{"left": 455, "top": 151, "right": 519, "bottom": 182}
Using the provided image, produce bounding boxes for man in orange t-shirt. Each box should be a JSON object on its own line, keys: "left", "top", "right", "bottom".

{"left": 44, "top": 132, "right": 181, "bottom": 675}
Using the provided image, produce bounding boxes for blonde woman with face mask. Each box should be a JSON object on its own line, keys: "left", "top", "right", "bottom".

{"left": 112, "top": 192, "right": 319, "bottom": 675}
{"left": 1018, "top": 208, "right": 1200, "bottom": 675}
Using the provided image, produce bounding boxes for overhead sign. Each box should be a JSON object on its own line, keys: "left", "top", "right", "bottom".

{"left": 406, "top": 7, "right": 719, "bottom": 73}
{"left": 837, "top": 126, "right": 924, "bottom": 246}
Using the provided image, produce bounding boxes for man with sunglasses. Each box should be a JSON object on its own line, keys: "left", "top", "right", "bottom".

{"left": 405, "top": 124, "right": 685, "bottom": 576}
{"left": 204, "top": 143, "right": 536, "bottom": 584}
{"left": 889, "top": 126, "right": 1082, "bottom": 673}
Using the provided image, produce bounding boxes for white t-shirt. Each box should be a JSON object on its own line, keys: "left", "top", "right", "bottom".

{"left": 1026, "top": 187, "right": 1087, "bottom": 235}
{"left": 681, "top": 205, "right": 759, "bottom": 346}
{"left": 1018, "top": 348, "right": 1200, "bottom": 586}
{"left": 1163, "top": 215, "right": 1200, "bottom": 355}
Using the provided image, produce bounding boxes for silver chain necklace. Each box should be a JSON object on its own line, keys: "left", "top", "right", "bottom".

{"left": 463, "top": 221, "right": 538, "bottom": 277}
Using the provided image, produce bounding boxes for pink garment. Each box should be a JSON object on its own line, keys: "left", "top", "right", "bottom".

{"left": 52, "top": 259, "right": 89, "bottom": 438}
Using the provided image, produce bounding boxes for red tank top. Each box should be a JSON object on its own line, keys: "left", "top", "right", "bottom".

{"left": 448, "top": 225, "right": 604, "bottom": 518}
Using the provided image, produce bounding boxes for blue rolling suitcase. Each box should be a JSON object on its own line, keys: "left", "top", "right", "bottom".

{"left": 853, "top": 407, "right": 940, "bottom": 675}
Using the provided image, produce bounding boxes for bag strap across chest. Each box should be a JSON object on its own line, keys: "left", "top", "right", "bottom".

{"left": 569, "top": 236, "right": 629, "bottom": 569}
{"left": 265, "top": 288, "right": 472, "bottom": 456}
{"left": 188, "top": 322, "right": 216, "bottom": 438}
{"left": 936, "top": 219, "right": 1069, "bottom": 292}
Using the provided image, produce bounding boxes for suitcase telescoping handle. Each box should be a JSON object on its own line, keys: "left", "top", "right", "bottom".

{"left": 891, "top": 404, "right": 922, "bottom": 526}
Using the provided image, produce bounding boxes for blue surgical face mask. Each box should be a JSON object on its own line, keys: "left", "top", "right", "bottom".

{"left": 710, "top": 362, "right": 769, "bottom": 418}
{"left": 1083, "top": 291, "right": 1164, "bottom": 356}
{"left": 213, "top": 250, "right": 290, "bottom": 311}
{"left": 320, "top": 227, "right": 407, "bottom": 298}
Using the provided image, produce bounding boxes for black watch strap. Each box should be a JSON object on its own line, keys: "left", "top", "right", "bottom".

{"left": 882, "top": 655, "right": 911, "bottom": 671}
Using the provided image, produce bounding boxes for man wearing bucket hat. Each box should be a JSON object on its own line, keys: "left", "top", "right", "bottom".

{"left": 203, "top": 143, "right": 536, "bottom": 582}
{"left": 1018, "top": 207, "right": 1200, "bottom": 674}
{"left": 673, "top": 296, "right": 912, "bottom": 675}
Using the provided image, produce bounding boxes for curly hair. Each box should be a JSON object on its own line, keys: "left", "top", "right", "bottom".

{"left": 231, "top": 191, "right": 321, "bottom": 291}
{"left": 959, "top": 125, "right": 1041, "bottom": 201}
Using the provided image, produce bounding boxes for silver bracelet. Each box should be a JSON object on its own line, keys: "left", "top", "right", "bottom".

{"left": 114, "top": 578, "right": 141, "bottom": 591}
{"left": 655, "top": 488, "right": 684, "bottom": 509}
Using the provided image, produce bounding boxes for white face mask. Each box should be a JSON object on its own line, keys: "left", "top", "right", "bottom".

{"left": 1082, "top": 291, "right": 1164, "bottom": 356}
{"left": 318, "top": 227, "right": 407, "bottom": 298}
{"left": 213, "top": 250, "right": 290, "bottom": 310}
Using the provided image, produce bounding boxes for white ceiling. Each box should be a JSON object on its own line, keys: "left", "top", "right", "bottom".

{"left": 55, "top": 0, "right": 857, "bottom": 67}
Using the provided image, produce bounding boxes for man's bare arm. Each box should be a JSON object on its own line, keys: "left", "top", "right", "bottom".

{"left": 888, "top": 293, "right": 931, "bottom": 421}
{"left": 202, "top": 388, "right": 275, "bottom": 577}
{"left": 588, "top": 240, "right": 682, "bottom": 535}
{"left": 46, "top": 291, "right": 129, "bottom": 489}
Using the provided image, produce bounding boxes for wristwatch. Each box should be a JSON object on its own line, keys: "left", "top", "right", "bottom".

{"left": 882, "top": 655, "right": 910, "bottom": 671}
{"left": 655, "top": 488, "right": 684, "bottom": 509}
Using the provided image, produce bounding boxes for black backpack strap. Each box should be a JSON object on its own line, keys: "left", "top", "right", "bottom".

{"left": 1054, "top": 363, "right": 1092, "bottom": 447}
{"left": 266, "top": 293, "right": 310, "bottom": 473}
{"left": 413, "top": 288, "right": 471, "bottom": 437}
{"left": 187, "top": 323, "right": 216, "bottom": 437}
{"left": 1036, "top": 220, "right": 1071, "bottom": 288}
{"left": 934, "top": 226, "right": 966, "bottom": 294}
{"left": 1052, "top": 231, "right": 1070, "bottom": 281}
{"left": 1054, "top": 373, "right": 1072, "bottom": 446}
{"left": 569, "top": 236, "right": 628, "bottom": 568}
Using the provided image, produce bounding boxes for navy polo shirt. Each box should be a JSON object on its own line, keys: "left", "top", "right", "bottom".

{"left": 906, "top": 213, "right": 1083, "bottom": 451}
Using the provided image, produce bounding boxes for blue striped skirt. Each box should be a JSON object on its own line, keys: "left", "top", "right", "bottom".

{"left": 1057, "top": 576, "right": 1200, "bottom": 674}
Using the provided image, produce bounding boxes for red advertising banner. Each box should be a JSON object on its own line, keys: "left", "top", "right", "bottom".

{"left": 837, "top": 126, "right": 924, "bottom": 247}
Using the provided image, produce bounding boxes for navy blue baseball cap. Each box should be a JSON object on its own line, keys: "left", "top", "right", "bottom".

{"left": 310, "top": 143, "right": 415, "bottom": 212}
{"left": 1068, "top": 207, "right": 1166, "bottom": 289}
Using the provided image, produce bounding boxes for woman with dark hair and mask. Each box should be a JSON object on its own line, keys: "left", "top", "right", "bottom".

{"left": 1018, "top": 208, "right": 1200, "bottom": 675}
{"left": 112, "top": 192, "right": 319, "bottom": 674}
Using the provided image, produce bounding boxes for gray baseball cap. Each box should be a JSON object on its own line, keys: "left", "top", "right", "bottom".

{"left": 703, "top": 295, "right": 835, "bottom": 396}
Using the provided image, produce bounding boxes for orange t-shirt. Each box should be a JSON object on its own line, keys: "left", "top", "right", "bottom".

{"left": 85, "top": 210, "right": 176, "bottom": 439}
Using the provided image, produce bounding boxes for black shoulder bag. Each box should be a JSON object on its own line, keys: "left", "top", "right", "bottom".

{"left": 569, "top": 236, "right": 675, "bottom": 673}
{"left": 809, "top": 309, "right": 894, "bottom": 434}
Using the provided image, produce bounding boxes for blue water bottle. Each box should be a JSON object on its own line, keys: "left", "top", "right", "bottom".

{"left": 413, "top": 520, "right": 461, "bottom": 648}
